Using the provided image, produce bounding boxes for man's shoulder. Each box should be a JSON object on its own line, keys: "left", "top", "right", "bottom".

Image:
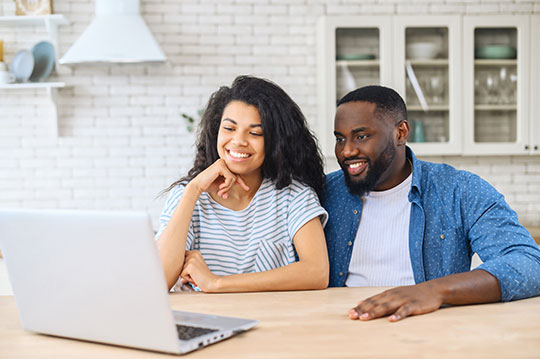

{"left": 415, "top": 158, "right": 500, "bottom": 200}
{"left": 322, "top": 170, "right": 347, "bottom": 197}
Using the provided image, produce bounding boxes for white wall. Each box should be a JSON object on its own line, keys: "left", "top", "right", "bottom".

{"left": 1, "top": 0, "right": 539, "bottom": 228}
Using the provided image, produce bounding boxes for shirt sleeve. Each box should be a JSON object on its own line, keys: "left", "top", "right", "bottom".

{"left": 287, "top": 185, "right": 328, "bottom": 239}
{"left": 463, "top": 174, "right": 540, "bottom": 302}
{"left": 154, "top": 184, "right": 195, "bottom": 250}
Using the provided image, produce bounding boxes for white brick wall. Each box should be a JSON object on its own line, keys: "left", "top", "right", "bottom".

{"left": 1, "top": 0, "right": 539, "bottom": 229}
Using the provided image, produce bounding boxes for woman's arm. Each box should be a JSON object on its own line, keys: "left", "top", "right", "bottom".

{"left": 156, "top": 181, "right": 200, "bottom": 290}
{"left": 180, "top": 217, "right": 329, "bottom": 292}
{"left": 157, "top": 159, "right": 249, "bottom": 290}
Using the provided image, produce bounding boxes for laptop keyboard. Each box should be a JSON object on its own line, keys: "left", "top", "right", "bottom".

{"left": 176, "top": 324, "right": 218, "bottom": 341}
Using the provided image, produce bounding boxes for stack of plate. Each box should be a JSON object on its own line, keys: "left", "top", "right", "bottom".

{"left": 10, "top": 41, "right": 55, "bottom": 82}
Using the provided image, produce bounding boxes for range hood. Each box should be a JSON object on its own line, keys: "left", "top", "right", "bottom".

{"left": 59, "top": 0, "right": 166, "bottom": 64}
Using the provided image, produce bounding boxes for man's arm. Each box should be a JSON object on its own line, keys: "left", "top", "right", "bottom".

{"left": 348, "top": 269, "right": 500, "bottom": 321}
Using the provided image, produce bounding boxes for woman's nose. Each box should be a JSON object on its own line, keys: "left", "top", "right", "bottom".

{"left": 231, "top": 134, "right": 248, "bottom": 147}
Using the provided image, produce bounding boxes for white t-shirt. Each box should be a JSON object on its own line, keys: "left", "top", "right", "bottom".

{"left": 345, "top": 173, "right": 415, "bottom": 287}
{"left": 156, "top": 178, "right": 327, "bottom": 278}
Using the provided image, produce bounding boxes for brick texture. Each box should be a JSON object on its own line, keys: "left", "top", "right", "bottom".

{"left": 0, "top": 0, "right": 539, "bottom": 228}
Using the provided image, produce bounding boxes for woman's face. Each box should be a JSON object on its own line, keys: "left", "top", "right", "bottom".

{"left": 217, "top": 100, "right": 265, "bottom": 177}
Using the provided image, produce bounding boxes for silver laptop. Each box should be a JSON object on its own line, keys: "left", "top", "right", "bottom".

{"left": 0, "top": 209, "right": 258, "bottom": 355}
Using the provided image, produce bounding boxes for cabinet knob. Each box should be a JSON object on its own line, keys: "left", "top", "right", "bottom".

{"left": 525, "top": 145, "right": 529, "bottom": 150}
{"left": 535, "top": 145, "right": 539, "bottom": 151}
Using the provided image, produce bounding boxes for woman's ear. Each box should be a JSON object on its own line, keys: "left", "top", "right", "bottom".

{"left": 396, "top": 120, "right": 409, "bottom": 146}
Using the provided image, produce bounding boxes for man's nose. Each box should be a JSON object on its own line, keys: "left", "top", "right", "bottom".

{"left": 342, "top": 140, "right": 358, "bottom": 158}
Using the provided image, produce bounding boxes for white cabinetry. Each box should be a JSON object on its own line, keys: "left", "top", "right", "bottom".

{"left": 393, "top": 16, "right": 462, "bottom": 156}
{"left": 463, "top": 16, "right": 530, "bottom": 155}
{"left": 317, "top": 15, "right": 538, "bottom": 157}
{"left": 317, "top": 16, "right": 392, "bottom": 157}
{"left": 531, "top": 16, "right": 540, "bottom": 155}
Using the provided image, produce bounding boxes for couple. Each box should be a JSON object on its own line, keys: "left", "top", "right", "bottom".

{"left": 156, "top": 75, "right": 540, "bottom": 322}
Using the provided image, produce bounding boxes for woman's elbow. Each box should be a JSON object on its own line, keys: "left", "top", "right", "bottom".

{"left": 309, "top": 263, "right": 329, "bottom": 290}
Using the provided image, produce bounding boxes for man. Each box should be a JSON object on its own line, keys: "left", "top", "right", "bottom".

{"left": 322, "top": 85, "right": 540, "bottom": 322}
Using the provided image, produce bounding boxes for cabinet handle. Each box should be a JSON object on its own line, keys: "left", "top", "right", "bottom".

{"left": 525, "top": 145, "right": 529, "bottom": 150}
{"left": 535, "top": 145, "right": 539, "bottom": 151}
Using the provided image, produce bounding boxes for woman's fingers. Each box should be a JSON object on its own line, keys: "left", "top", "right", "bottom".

{"left": 235, "top": 175, "right": 250, "bottom": 192}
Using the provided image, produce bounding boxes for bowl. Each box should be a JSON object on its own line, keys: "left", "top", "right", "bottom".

{"left": 407, "top": 42, "right": 440, "bottom": 60}
{"left": 336, "top": 53, "right": 376, "bottom": 61}
{"left": 475, "top": 45, "right": 516, "bottom": 59}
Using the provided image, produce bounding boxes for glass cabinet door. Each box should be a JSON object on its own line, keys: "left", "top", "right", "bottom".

{"left": 393, "top": 16, "right": 461, "bottom": 156}
{"left": 317, "top": 16, "right": 392, "bottom": 157}
{"left": 463, "top": 16, "right": 530, "bottom": 155}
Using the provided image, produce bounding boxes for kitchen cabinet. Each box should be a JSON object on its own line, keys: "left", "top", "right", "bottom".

{"left": 0, "top": 14, "right": 69, "bottom": 137}
{"left": 463, "top": 16, "right": 530, "bottom": 155}
{"left": 317, "top": 15, "right": 539, "bottom": 157}
{"left": 393, "top": 16, "right": 462, "bottom": 156}
{"left": 531, "top": 16, "right": 540, "bottom": 155}
{"left": 317, "top": 16, "right": 392, "bottom": 157}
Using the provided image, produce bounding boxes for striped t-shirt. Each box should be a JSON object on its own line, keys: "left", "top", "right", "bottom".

{"left": 155, "top": 178, "right": 328, "bottom": 279}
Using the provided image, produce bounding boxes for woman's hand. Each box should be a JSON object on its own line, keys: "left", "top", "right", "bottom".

{"left": 190, "top": 159, "right": 249, "bottom": 199}
{"left": 180, "top": 251, "right": 221, "bottom": 292}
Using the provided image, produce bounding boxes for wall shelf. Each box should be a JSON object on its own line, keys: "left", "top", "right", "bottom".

{"left": 0, "top": 15, "right": 69, "bottom": 137}
{"left": 0, "top": 82, "right": 69, "bottom": 137}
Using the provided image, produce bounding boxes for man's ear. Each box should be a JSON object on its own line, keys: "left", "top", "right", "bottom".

{"left": 396, "top": 120, "right": 409, "bottom": 146}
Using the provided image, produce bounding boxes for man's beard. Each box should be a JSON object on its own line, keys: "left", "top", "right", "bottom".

{"left": 341, "top": 140, "right": 396, "bottom": 197}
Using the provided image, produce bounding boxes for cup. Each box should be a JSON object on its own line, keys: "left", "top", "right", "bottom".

{"left": 0, "top": 70, "right": 15, "bottom": 84}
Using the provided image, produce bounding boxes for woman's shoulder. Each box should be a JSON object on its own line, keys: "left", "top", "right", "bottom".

{"left": 268, "top": 178, "right": 317, "bottom": 199}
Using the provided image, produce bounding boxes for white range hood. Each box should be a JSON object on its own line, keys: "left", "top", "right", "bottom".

{"left": 59, "top": 0, "right": 166, "bottom": 64}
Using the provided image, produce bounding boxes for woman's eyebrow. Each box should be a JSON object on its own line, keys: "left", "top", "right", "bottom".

{"left": 222, "top": 118, "right": 261, "bottom": 128}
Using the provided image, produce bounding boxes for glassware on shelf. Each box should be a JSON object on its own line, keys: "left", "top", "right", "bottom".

{"left": 424, "top": 72, "right": 445, "bottom": 105}
{"left": 477, "top": 70, "right": 499, "bottom": 105}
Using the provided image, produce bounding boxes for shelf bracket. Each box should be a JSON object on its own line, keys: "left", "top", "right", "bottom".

{"left": 47, "top": 86, "right": 59, "bottom": 137}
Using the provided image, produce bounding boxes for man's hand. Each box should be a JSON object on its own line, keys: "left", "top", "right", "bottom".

{"left": 348, "top": 270, "right": 502, "bottom": 322}
{"left": 349, "top": 281, "right": 443, "bottom": 322}
{"left": 180, "top": 251, "right": 221, "bottom": 292}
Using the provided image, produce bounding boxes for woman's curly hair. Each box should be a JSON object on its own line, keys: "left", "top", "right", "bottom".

{"left": 165, "top": 75, "right": 325, "bottom": 198}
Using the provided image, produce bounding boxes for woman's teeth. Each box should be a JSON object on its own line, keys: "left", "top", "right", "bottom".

{"left": 229, "top": 150, "right": 250, "bottom": 158}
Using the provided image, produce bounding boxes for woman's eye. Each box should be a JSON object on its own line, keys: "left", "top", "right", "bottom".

{"left": 223, "top": 126, "right": 234, "bottom": 131}
{"left": 250, "top": 132, "right": 263, "bottom": 137}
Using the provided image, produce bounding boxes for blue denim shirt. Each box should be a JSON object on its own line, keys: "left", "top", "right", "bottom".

{"left": 322, "top": 147, "right": 540, "bottom": 302}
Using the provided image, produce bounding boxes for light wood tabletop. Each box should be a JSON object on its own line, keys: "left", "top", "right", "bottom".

{"left": 1, "top": 287, "right": 539, "bottom": 358}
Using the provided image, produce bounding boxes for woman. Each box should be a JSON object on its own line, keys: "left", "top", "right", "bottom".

{"left": 156, "top": 75, "right": 328, "bottom": 292}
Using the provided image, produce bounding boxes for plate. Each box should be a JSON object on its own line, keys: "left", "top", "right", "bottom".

{"left": 10, "top": 49, "right": 34, "bottom": 82}
{"left": 336, "top": 54, "right": 376, "bottom": 61}
{"left": 475, "top": 45, "right": 516, "bottom": 59}
{"left": 30, "top": 41, "right": 55, "bottom": 82}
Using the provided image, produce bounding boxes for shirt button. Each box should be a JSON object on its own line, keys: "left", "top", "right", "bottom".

{"left": 440, "top": 234, "right": 445, "bottom": 240}
{"left": 339, "top": 272, "right": 343, "bottom": 276}
{"left": 353, "top": 210, "right": 358, "bottom": 215}
{"left": 348, "top": 241, "right": 352, "bottom": 246}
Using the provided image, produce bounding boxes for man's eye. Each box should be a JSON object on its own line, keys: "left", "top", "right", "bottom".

{"left": 357, "top": 135, "right": 367, "bottom": 140}
{"left": 335, "top": 137, "right": 344, "bottom": 143}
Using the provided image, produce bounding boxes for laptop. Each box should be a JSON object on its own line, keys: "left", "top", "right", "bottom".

{"left": 0, "top": 209, "right": 258, "bottom": 355}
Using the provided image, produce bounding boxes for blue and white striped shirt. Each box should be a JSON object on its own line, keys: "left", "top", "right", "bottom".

{"left": 156, "top": 178, "right": 328, "bottom": 277}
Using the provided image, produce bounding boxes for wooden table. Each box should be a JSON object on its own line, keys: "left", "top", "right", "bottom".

{"left": 1, "top": 288, "right": 539, "bottom": 358}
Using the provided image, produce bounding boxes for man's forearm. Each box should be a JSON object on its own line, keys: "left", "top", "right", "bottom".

{"left": 428, "top": 269, "right": 501, "bottom": 305}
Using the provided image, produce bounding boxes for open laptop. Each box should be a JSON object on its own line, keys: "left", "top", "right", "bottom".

{"left": 0, "top": 209, "right": 258, "bottom": 354}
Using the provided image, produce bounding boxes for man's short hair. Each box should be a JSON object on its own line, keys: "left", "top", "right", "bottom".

{"left": 337, "top": 85, "right": 407, "bottom": 125}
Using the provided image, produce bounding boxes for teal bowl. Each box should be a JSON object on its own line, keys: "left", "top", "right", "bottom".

{"left": 475, "top": 45, "right": 516, "bottom": 59}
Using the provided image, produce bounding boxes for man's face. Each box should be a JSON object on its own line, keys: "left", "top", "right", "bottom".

{"left": 334, "top": 101, "right": 397, "bottom": 197}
